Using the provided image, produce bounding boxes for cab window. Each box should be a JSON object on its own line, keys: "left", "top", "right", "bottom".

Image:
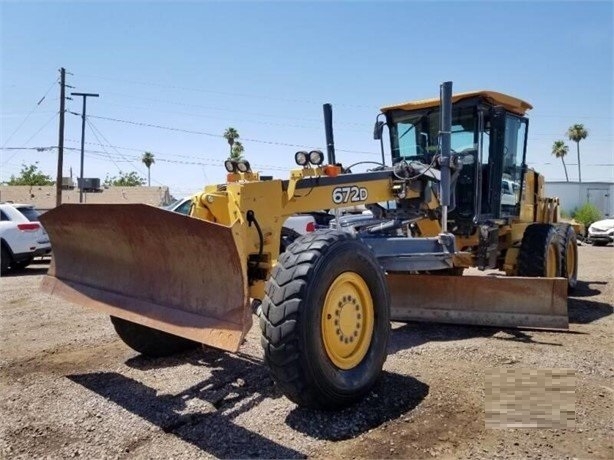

{"left": 500, "top": 115, "right": 527, "bottom": 214}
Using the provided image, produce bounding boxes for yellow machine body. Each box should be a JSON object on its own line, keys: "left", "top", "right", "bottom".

{"left": 40, "top": 88, "right": 573, "bottom": 354}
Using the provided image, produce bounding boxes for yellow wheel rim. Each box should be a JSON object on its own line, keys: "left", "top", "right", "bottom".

{"left": 565, "top": 239, "right": 576, "bottom": 281}
{"left": 321, "top": 272, "right": 374, "bottom": 370}
{"left": 546, "top": 243, "right": 558, "bottom": 278}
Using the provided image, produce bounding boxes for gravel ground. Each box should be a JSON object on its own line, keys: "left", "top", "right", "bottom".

{"left": 1, "top": 244, "right": 612, "bottom": 459}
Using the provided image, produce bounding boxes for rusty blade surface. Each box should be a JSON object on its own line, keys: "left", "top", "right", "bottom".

{"left": 40, "top": 204, "right": 250, "bottom": 352}
{"left": 388, "top": 274, "right": 568, "bottom": 329}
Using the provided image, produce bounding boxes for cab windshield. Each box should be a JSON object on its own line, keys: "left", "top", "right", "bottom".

{"left": 390, "top": 107, "right": 477, "bottom": 162}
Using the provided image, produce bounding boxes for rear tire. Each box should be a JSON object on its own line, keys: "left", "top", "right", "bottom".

{"left": 517, "top": 224, "right": 561, "bottom": 278}
{"left": 557, "top": 224, "right": 578, "bottom": 291}
{"left": 591, "top": 240, "right": 608, "bottom": 247}
{"left": 110, "top": 316, "right": 200, "bottom": 358}
{"left": 12, "top": 257, "right": 33, "bottom": 270}
{"left": 260, "top": 230, "right": 390, "bottom": 409}
{"left": 1, "top": 246, "right": 11, "bottom": 274}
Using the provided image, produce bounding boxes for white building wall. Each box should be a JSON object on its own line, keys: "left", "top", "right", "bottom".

{"left": 545, "top": 182, "right": 613, "bottom": 217}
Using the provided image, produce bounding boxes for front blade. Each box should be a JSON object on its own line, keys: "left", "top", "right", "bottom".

{"left": 40, "top": 204, "right": 250, "bottom": 352}
{"left": 388, "top": 274, "right": 568, "bottom": 329}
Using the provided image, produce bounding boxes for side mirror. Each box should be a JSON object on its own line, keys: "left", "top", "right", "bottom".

{"left": 373, "top": 120, "right": 385, "bottom": 140}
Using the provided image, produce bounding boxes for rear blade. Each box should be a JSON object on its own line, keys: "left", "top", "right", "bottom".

{"left": 40, "top": 204, "right": 250, "bottom": 352}
{"left": 388, "top": 274, "right": 568, "bottom": 329}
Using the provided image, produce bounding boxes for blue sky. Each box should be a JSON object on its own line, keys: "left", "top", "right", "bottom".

{"left": 1, "top": 1, "right": 612, "bottom": 198}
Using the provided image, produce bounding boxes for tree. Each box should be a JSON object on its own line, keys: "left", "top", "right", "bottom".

{"left": 230, "top": 141, "right": 244, "bottom": 161}
{"left": 103, "top": 171, "right": 145, "bottom": 187}
{"left": 223, "top": 127, "right": 239, "bottom": 157}
{"left": 567, "top": 124, "right": 588, "bottom": 183}
{"left": 6, "top": 162, "right": 54, "bottom": 186}
{"left": 141, "top": 151, "right": 155, "bottom": 186}
{"left": 551, "top": 140, "right": 570, "bottom": 182}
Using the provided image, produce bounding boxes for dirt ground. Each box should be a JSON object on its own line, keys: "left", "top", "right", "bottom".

{"left": 1, "top": 244, "right": 613, "bottom": 459}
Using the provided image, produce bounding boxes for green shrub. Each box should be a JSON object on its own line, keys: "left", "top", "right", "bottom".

{"left": 572, "top": 203, "right": 603, "bottom": 228}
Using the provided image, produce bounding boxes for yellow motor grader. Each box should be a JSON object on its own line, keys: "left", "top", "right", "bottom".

{"left": 40, "top": 82, "right": 578, "bottom": 409}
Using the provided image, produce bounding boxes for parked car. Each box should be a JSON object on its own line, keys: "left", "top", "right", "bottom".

{"left": 501, "top": 179, "right": 520, "bottom": 207}
{"left": 588, "top": 218, "right": 614, "bottom": 246}
{"left": 0, "top": 203, "right": 51, "bottom": 273}
{"left": 163, "top": 197, "right": 194, "bottom": 215}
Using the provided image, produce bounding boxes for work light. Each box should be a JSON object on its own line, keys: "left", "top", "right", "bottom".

{"left": 224, "top": 160, "right": 236, "bottom": 173}
{"left": 295, "top": 151, "right": 309, "bottom": 166}
{"left": 237, "top": 160, "right": 251, "bottom": 173}
{"left": 308, "top": 150, "right": 324, "bottom": 165}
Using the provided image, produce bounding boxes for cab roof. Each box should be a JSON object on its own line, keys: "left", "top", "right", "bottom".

{"left": 381, "top": 90, "right": 533, "bottom": 116}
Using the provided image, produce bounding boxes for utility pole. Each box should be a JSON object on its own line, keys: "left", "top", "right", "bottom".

{"left": 55, "top": 68, "right": 66, "bottom": 207}
{"left": 71, "top": 92, "right": 99, "bottom": 203}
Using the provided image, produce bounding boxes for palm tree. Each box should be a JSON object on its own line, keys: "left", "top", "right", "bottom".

{"left": 551, "top": 140, "right": 570, "bottom": 182}
{"left": 566, "top": 124, "right": 588, "bottom": 182}
{"left": 231, "top": 141, "right": 244, "bottom": 161}
{"left": 141, "top": 151, "right": 155, "bottom": 186}
{"left": 223, "top": 127, "right": 239, "bottom": 157}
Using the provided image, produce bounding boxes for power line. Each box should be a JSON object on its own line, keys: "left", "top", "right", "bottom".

{"left": 64, "top": 138, "right": 229, "bottom": 164}
{"left": 99, "top": 92, "right": 372, "bottom": 127}
{"left": 79, "top": 73, "right": 376, "bottom": 109}
{"left": 85, "top": 118, "right": 123, "bottom": 173}
{"left": 24, "top": 111, "right": 60, "bottom": 146}
{"left": 78, "top": 74, "right": 614, "bottom": 120}
{"left": 70, "top": 112, "right": 380, "bottom": 156}
{"left": 0, "top": 146, "right": 56, "bottom": 151}
{"left": 2, "top": 142, "right": 611, "bottom": 169}
{"left": 1, "top": 111, "right": 57, "bottom": 117}
{"left": 1, "top": 112, "right": 59, "bottom": 167}
{"left": 1, "top": 79, "right": 58, "bottom": 148}
{"left": 86, "top": 121, "right": 131, "bottom": 168}
{"left": 61, "top": 143, "right": 291, "bottom": 172}
{"left": 98, "top": 100, "right": 368, "bottom": 133}
{"left": 55, "top": 140, "right": 614, "bottom": 172}
{"left": 85, "top": 118, "right": 167, "bottom": 186}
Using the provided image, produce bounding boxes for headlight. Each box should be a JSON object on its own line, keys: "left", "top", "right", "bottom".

{"left": 224, "top": 160, "right": 236, "bottom": 173}
{"left": 295, "top": 151, "right": 309, "bottom": 166}
{"left": 308, "top": 150, "right": 324, "bottom": 165}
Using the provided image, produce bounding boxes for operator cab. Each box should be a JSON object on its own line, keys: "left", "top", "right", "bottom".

{"left": 376, "top": 91, "right": 532, "bottom": 235}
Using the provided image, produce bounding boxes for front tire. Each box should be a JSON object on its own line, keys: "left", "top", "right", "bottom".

{"left": 110, "top": 316, "right": 200, "bottom": 358}
{"left": 260, "top": 230, "right": 390, "bottom": 409}
{"left": 517, "top": 224, "right": 561, "bottom": 278}
{"left": 557, "top": 224, "right": 578, "bottom": 291}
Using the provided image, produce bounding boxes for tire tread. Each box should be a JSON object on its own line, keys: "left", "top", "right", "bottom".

{"left": 261, "top": 229, "right": 386, "bottom": 408}
{"left": 517, "top": 223, "right": 561, "bottom": 277}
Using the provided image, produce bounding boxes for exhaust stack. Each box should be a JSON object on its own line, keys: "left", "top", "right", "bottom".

{"left": 323, "top": 103, "right": 336, "bottom": 165}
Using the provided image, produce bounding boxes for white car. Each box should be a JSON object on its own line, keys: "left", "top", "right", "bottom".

{"left": 0, "top": 203, "right": 51, "bottom": 273}
{"left": 163, "top": 197, "right": 194, "bottom": 215}
{"left": 501, "top": 179, "right": 520, "bottom": 207}
{"left": 588, "top": 218, "right": 614, "bottom": 246}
